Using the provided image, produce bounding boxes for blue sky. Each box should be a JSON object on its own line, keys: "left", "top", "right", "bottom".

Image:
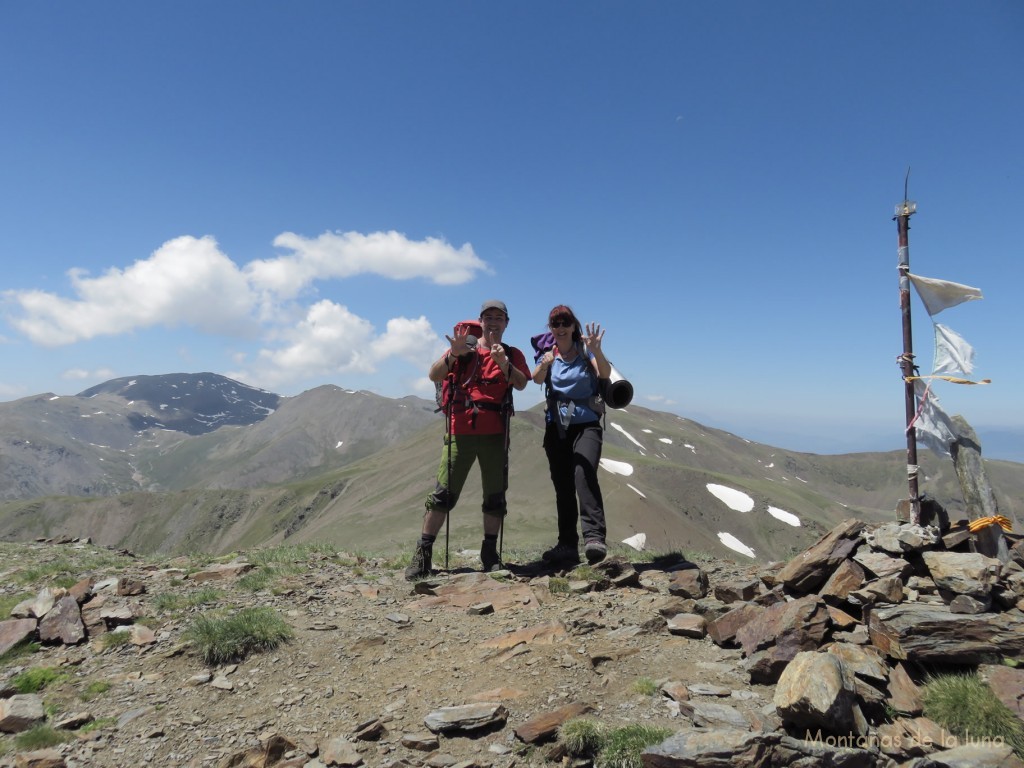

{"left": 1, "top": 2, "right": 1021, "bottom": 458}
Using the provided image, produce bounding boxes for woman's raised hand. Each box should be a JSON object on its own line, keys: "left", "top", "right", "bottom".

{"left": 584, "top": 323, "right": 605, "bottom": 353}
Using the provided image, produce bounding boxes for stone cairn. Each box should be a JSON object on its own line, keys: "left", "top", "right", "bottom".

{"left": 654, "top": 516, "right": 1024, "bottom": 767}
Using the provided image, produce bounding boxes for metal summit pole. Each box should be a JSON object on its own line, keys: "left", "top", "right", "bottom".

{"left": 894, "top": 173, "right": 920, "bottom": 525}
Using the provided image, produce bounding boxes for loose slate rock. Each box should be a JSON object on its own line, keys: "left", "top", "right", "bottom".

{"left": 514, "top": 701, "right": 593, "bottom": 744}
{"left": 423, "top": 702, "right": 507, "bottom": 734}
{"left": 642, "top": 728, "right": 781, "bottom": 767}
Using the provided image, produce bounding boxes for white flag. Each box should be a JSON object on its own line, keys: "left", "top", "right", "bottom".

{"left": 932, "top": 323, "right": 975, "bottom": 376}
{"left": 908, "top": 274, "right": 983, "bottom": 316}
{"left": 912, "top": 379, "right": 958, "bottom": 457}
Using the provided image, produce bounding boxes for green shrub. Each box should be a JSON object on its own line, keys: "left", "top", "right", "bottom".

{"left": 922, "top": 672, "right": 1024, "bottom": 757}
{"left": 185, "top": 607, "right": 293, "bottom": 665}
{"left": 10, "top": 667, "right": 68, "bottom": 694}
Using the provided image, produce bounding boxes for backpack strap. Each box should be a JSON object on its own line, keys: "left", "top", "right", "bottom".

{"left": 544, "top": 343, "right": 604, "bottom": 439}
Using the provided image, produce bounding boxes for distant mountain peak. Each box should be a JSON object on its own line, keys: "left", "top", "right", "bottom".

{"left": 77, "top": 372, "right": 281, "bottom": 435}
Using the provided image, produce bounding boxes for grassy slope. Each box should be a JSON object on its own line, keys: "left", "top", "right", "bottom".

{"left": 0, "top": 403, "right": 1019, "bottom": 562}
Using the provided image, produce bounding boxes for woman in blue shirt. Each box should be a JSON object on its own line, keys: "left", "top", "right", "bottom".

{"left": 531, "top": 305, "right": 612, "bottom": 565}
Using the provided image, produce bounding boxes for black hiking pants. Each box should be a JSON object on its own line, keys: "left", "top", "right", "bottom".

{"left": 543, "top": 420, "right": 606, "bottom": 547}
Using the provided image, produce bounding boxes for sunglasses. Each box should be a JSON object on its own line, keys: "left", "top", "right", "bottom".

{"left": 550, "top": 319, "right": 573, "bottom": 329}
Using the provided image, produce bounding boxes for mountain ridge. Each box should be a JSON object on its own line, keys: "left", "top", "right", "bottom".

{"left": 1, "top": 372, "right": 1020, "bottom": 563}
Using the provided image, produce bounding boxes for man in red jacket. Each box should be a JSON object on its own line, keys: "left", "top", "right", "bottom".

{"left": 405, "top": 300, "right": 530, "bottom": 579}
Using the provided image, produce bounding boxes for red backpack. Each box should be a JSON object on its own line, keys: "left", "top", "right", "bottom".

{"left": 434, "top": 320, "right": 482, "bottom": 414}
{"left": 434, "top": 320, "right": 514, "bottom": 423}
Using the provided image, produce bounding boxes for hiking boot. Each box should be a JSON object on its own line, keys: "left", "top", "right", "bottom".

{"left": 584, "top": 540, "right": 607, "bottom": 565}
{"left": 404, "top": 542, "right": 432, "bottom": 581}
{"left": 541, "top": 542, "right": 580, "bottom": 565}
{"left": 480, "top": 539, "right": 505, "bottom": 572}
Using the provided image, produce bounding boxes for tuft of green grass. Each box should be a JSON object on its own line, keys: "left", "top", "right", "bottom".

{"left": 0, "top": 640, "right": 40, "bottom": 667}
{"left": 14, "top": 725, "right": 71, "bottom": 751}
{"left": 14, "top": 560, "right": 74, "bottom": 584}
{"left": 0, "top": 592, "right": 34, "bottom": 618}
{"left": 185, "top": 607, "right": 294, "bottom": 665}
{"left": 188, "top": 586, "right": 222, "bottom": 606}
{"left": 237, "top": 568, "right": 278, "bottom": 592}
{"left": 572, "top": 564, "right": 603, "bottom": 583}
{"left": 549, "top": 577, "right": 570, "bottom": 594}
{"left": 559, "top": 718, "right": 605, "bottom": 757}
{"left": 597, "top": 724, "right": 673, "bottom": 768}
{"left": 151, "top": 593, "right": 186, "bottom": 613}
{"left": 922, "top": 672, "right": 1024, "bottom": 757}
{"left": 99, "top": 631, "right": 131, "bottom": 650}
{"left": 250, "top": 542, "right": 334, "bottom": 566}
{"left": 632, "top": 677, "right": 659, "bottom": 697}
{"left": 80, "top": 681, "right": 111, "bottom": 701}
{"left": 10, "top": 666, "right": 69, "bottom": 694}
{"left": 559, "top": 720, "right": 671, "bottom": 768}
{"left": 80, "top": 716, "right": 117, "bottom": 733}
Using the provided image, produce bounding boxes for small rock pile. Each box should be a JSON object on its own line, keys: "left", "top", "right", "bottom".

{"left": 656, "top": 517, "right": 1024, "bottom": 767}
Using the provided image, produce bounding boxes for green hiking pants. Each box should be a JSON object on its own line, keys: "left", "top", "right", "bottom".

{"left": 425, "top": 433, "right": 507, "bottom": 517}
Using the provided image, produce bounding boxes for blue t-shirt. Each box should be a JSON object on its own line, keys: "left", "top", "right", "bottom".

{"left": 548, "top": 352, "right": 600, "bottom": 425}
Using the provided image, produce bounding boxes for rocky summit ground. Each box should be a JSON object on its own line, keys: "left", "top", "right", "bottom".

{"left": 0, "top": 539, "right": 773, "bottom": 768}
{"left": 2, "top": 529, "right": 1024, "bottom": 768}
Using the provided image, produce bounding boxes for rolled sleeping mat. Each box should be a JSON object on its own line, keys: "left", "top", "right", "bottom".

{"left": 601, "top": 364, "right": 633, "bottom": 409}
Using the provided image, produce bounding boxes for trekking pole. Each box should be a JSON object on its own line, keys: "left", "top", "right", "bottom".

{"left": 445, "top": 388, "right": 453, "bottom": 572}
{"left": 499, "top": 388, "right": 512, "bottom": 561}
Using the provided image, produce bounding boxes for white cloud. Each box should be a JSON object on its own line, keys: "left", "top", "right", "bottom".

{"left": 62, "top": 367, "right": 116, "bottom": 381}
{"left": 244, "top": 300, "right": 377, "bottom": 386}
{"left": 376, "top": 315, "right": 442, "bottom": 368}
{"left": 5, "top": 236, "right": 258, "bottom": 346}
{"left": 5, "top": 230, "right": 486, "bottom": 350}
{"left": 232, "top": 302, "right": 444, "bottom": 392}
{"left": 4, "top": 229, "right": 483, "bottom": 394}
{"left": 644, "top": 394, "right": 677, "bottom": 406}
{"left": 248, "top": 230, "right": 491, "bottom": 298}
